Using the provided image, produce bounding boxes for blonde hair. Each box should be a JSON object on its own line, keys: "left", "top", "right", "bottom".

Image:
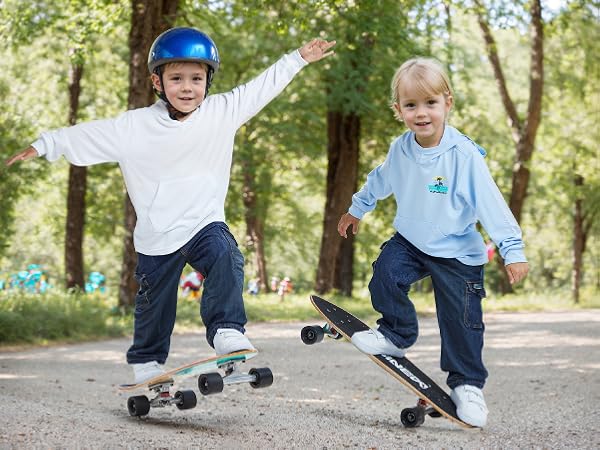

{"left": 390, "top": 57, "right": 453, "bottom": 121}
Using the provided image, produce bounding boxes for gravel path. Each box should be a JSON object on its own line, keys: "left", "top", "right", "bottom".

{"left": 1, "top": 309, "right": 599, "bottom": 449}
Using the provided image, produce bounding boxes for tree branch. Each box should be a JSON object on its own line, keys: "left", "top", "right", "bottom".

{"left": 523, "top": 0, "right": 544, "bottom": 160}
{"left": 473, "top": 0, "right": 521, "bottom": 144}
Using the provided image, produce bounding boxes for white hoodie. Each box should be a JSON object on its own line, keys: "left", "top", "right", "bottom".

{"left": 32, "top": 50, "right": 307, "bottom": 255}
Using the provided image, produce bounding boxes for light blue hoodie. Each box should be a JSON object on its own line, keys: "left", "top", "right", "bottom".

{"left": 349, "top": 126, "right": 527, "bottom": 266}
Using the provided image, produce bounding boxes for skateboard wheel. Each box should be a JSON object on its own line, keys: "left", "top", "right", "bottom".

{"left": 428, "top": 410, "right": 442, "bottom": 418}
{"left": 175, "top": 390, "right": 197, "bottom": 410}
{"left": 127, "top": 395, "right": 151, "bottom": 417}
{"left": 198, "top": 372, "right": 224, "bottom": 395}
{"left": 401, "top": 407, "right": 425, "bottom": 428}
{"left": 301, "top": 325, "right": 324, "bottom": 345}
{"left": 249, "top": 367, "right": 274, "bottom": 389}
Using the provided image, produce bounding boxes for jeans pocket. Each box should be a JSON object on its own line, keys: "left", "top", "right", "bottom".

{"left": 464, "top": 281, "right": 486, "bottom": 329}
{"left": 373, "top": 238, "right": 391, "bottom": 269}
{"left": 134, "top": 272, "right": 152, "bottom": 309}
{"left": 220, "top": 226, "right": 239, "bottom": 248}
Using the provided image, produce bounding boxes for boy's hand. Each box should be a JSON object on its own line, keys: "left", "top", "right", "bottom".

{"left": 506, "top": 262, "right": 529, "bottom": 285}
{"left": 5, "top": 146, "right": 39, "bottom": 166}
{"left": 299, "top": 39, "right": 336, "bottom": 63}
{"left": 338, "top": 213, "right": 360, "bottom": 238}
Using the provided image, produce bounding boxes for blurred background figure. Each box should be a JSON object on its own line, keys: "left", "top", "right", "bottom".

{"left": 277, "top": 277, "right": 293, "bottom": 300}
{"left": 247, "top": 278, "right": 260, "bottom": 295}
{"left": 180, "top": 270, "right": 204, "bottom": 299}
{"left": 270, "top": 276, "right": 280, "bottom": 293}
{"left": 486, "top": 242, "right": 496, "bottom": 262}
{"left": 85, "top": 271, "right": 106, "bottom": 294}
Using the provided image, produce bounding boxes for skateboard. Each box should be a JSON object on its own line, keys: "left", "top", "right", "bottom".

{"left": 119, "top": 350, "right": 273, "bottom": 417}
{"left": 301, "top": 295, "right": 472, "bottom": 428}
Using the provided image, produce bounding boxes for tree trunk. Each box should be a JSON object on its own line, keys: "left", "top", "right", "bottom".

{"left": 315, "top": 111, "right": 360, "bottom": 294}
{"left": 241, "top": 151, "right": 269, "bottom": 292}
{"left": 474, "top": 0, "right": 544, "bottom": 293}
{"left": 118, "top": 196, "right": 138, "bottom": 308}
{"left": 119, "top": 0, "right": 179, "bottom": 308}
{"left": 334, "top": 231, "right": 354, "bottom": 296}
{"left": 572, "top": 174, "right": 585, "bottom": 304}
{"left": 64, "top": 62, "right": 86, "bottom": 290}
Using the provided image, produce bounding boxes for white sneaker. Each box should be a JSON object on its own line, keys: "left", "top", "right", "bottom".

{"left": 213, "top": 328, "right": 256, "bottom": 355}
{"left": 132, "top": 361, "right": 165, "bottom": 384}
{"left": 351, "top": 329, "right": 405, "bottom": 358}
{"left": 451, "top": 384, "right": 489, "bottom": 427}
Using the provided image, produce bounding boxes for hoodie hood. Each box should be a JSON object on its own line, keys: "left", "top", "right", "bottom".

{"left": 401, "top": 125, "right": 475, "bottom": 165}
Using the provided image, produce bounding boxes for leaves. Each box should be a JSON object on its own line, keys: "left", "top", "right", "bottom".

{"left": 0, "top": 0, "right": 597, "bottom": 296}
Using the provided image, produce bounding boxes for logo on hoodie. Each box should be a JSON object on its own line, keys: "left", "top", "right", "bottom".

{"left": 428, "top": 176, "right": 448, "bottom": 194}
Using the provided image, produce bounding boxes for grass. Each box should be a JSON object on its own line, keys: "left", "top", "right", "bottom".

{"left": 1, "top": 286, "right": 598, "bottom": 347}
{"left": 176, "top": 285, "right": 600, "bottom": 329}
{"left": 0, "top": 290, "right": 128, "bottom": 346}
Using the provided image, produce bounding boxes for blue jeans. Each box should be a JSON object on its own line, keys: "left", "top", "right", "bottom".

{"left": 369, "top": 233, "right": 488, "bottom": 389}
{"left": 126, "top": 222, "right": 247, "bottom": 364}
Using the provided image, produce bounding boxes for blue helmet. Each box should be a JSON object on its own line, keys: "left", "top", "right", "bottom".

{"left": 148, "top": 27, "right": 220, "bottom": 117}
{"left": 147, "top": 27, "right": 220, "bottom": 74}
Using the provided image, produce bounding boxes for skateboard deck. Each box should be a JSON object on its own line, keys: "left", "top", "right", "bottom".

{"left": 119, "top": 350, "right": 273, "bottom": 417}
{"left": 119, "top": 350, "right": 258, "bottom": 391}
{"left": 303, "top": 295, "right": 472, "bottom": 428}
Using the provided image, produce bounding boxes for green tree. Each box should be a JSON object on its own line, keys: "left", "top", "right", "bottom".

{"left": 471, "top": 0, "right": 544, "bottom": 293}
{"left": 312, "top": 0, "right": 420, "bottom": 295}
{"left": 538, "top": 1, "right": 600, "bottom": 302}
{"left": 0, "top": 0, "right": 126, "bottom": 289}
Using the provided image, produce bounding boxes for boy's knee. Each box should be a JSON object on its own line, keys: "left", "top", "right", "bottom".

{"left": 204, "top": 238, "right": 243, "bottom": 278}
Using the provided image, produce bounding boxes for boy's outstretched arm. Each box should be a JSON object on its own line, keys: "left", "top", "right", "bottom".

{"left": 5, "top": 146, "right": 39, "bottom": 166}
{"left": 338, "top": 213, "right": 360, "bottom": 238}
{"left": 298, "top": 39, "right": 336, "bottom": 63}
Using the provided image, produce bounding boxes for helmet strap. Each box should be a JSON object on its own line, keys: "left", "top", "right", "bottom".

{"left": 153, "top": 66, "right": 214, "bottom": 121}
{"left": 166, "top": 103, "right": 193, "bottom": 120}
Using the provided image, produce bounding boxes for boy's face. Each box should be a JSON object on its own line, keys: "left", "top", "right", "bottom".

{"left": 394, "top": 87, "right": 452, "bottom": 148}
{"left": 151, "top": 62, "right": 208, "bottom": 115}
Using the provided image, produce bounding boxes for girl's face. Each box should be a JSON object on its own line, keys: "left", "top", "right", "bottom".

{"left": 152, "top": 62, "right": 208, "bottom": 118}
{"left": 394, "top": 85, "right": 452, "bottom": 148}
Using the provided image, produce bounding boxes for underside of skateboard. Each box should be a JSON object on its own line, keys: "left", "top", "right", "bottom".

{"left": 301, "top": 323, "right": 447, "bottom": 428}
{"left": 126, "top": 359, "right": 273, "bottom": 417}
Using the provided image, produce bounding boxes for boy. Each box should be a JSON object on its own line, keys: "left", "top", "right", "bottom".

{"left": 337, "top": 57, "right": 528, "bottom": 427}
{"left": 6, "top": 27, "right": 335, "bottom": 383}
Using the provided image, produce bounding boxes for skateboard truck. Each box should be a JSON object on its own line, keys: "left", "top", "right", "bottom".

{"left": 301, "top": 323, "right": 343, "bottom": 344}
{"left": 121, "top": 350, "right": 273, "bottom": 417}
{"left": 127, "top": 380, "right": 197, "bottom": 417}
{"left": 400, "top": 398, "right": 443, "bottom": 428}
{"left": 197, "top": 360, "right": 273, "bottom": 396}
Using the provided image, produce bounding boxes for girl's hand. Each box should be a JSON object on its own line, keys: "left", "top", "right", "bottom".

{"left": 5, "top": 146, "right": 39, "bottom": 166}
{"left": 338, "top": 213, "right": 360, "bottom": 238}
{"left": 299, "top": 39, "right": 336, "bottom": 63}
{"left": 506, "top": 262, "right": 529, "bottom": 285}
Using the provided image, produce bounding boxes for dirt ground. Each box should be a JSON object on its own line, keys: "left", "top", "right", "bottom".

{"left": 1, "top": 309, "right": 599, "bottom": 449}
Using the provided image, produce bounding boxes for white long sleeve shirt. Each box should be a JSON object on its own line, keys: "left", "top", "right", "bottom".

{"left": 32, "top": 50, "right": 308, "bottom": 255}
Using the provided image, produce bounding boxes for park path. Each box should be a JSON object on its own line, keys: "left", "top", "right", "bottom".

{"left": 1, "top": 309, "right": 599, "bottom": 448}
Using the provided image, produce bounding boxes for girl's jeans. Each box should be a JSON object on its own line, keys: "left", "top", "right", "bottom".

{"left": 126, "top": 222, "right": 247, "bottom": 365}
{"left": 369, "top": 232, "right": 488, "bottom": 389}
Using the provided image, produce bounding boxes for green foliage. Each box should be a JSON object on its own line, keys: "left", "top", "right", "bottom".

{"left": 2, "top": 284, "right": 598, "bottom": 346}
{"left": 523, "top": 0, "right": 600, "bottom": 291}
{"left": 0, "top": 83, "right": 39, "bottom": 254}
{"left": 0, "top": 0, "right": 130, "bottom": 287}
{"left": 0, "top": 290, "right": 126, "bottom": 344}
{"left": 0, "top": 0, "right": 597, "bottom": 302}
